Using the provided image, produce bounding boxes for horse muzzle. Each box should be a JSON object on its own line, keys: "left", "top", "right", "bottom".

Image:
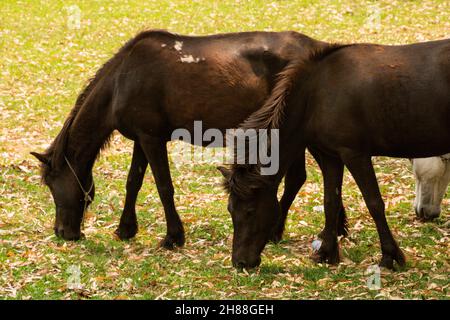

{"left": 54, "top": 226, "right": 85, "bottom": 241}
{"left": 415, "top": 205, "right": 440, "bottom": 221}
{"left": 232, "top": 255, "right": 261, "bottom": 270}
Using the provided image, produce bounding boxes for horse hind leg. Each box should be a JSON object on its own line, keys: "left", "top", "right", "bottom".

{"left": 115, "top": 142, "right": 148, "bottom": 240}
{"left": 343, "top": 154, "right": 406, "bottom": 270}
{"left": 140, "top": 136, "right": 185, "bottom": 249}
{"left": 269, "top": 152, "right": 307, "bottom": 243}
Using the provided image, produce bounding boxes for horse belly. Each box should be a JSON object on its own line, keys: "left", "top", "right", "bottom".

{"left": 363, "top": 77, "right": 450, "bottom": 157}
{"left": 164, "top": 59, "right": 270, "bottom": 130}
{"left": 354, "top": 45, "right": 449, "bottom": 157}
{"left": 308, "top": 66, "right": 450, "bottom": 158}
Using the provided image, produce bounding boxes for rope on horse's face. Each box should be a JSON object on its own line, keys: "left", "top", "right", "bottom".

{"left": 64, "top": 155, "right": 93, "bottom": 230}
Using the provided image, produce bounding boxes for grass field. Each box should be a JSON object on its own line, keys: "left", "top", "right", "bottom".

{"left": 0, "top": 0, "right": 449, "bottom": 299}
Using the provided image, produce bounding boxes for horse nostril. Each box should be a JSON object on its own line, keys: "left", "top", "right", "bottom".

{"left": 419, "top": 206, "right": 440, "bottom": 221}
{"left": 424, "top": 211, "right": 440, "bottom": 221}
{"left": 419, "top": 207, "right": 425, "bottom": 218}
{"left": 415, "top": 207, "right": 421, "bottom": 218}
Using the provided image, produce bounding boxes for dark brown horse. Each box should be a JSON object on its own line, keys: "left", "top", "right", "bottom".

{"left": 31, "top": 30, "right": 347, "bottom": 247}
{"left": 221, "top": 38, "right": 450, "bottom": 270}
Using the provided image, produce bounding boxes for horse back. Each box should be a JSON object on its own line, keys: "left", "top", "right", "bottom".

{"left": 111, "top": 30, "right": 317, "bottom": 139}
{"left": 304, "top": 39, "right": 450, "bottom": 158}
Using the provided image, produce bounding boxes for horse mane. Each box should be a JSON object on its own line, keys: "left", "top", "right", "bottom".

{"left": 40, "top": 29, "right": 173, "bottom": 180}
{"left": 224, "top": 42, "right": 350, "bottom": 197}
{"left": 240, "top": 43, "right": 348, "bottom": 131}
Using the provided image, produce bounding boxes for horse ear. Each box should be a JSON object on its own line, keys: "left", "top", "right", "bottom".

{"left": 217, "top": 166, "right": 231, "bottom": 181}
{"left": 30, "top": 152, "right": 50, "bottom": 165}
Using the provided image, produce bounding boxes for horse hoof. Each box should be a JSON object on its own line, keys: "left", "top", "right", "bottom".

{"left": 60, "top": 231, "right": 84, "bottom": 241}
{"left": 379, "top": 256, "right": 394, "bottom": 270}
{"left": 114, "top": 224, "right": 138, "bottom": 240}
{"left": 159, "top": 233, "right": 185, "bottom": 250}
{"left": 311, "top": 247, "right": 340, "bottom": 265}
{"left": 311, "top": 251, "right": 326, "bottom": 264}
{"left": 379, "top": 249, "right": 406, "bottom": 270}
{"left": 268, "top": 232, "right": 283, "bottom": 243}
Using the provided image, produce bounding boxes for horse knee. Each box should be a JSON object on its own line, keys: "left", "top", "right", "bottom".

{"left": 158, "top": 185, "right": 174, "bottom": 199}
{"left": 126, "top": 177, "right": 141, "bottom": 192}
{"left": 366, "top": 199, "right": 385, "bottom": 215}
{"left": 324, "top": 195, "right": 340, "bottom": 210}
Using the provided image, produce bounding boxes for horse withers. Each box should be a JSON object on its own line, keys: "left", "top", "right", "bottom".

{"left": 31, "top": 30, "right": 338, "bottom": 246}
{"left": 222, "top": 38, "right": 450, "bottom": 270}
{"left": 412, "top": 155, "right": 450, "bottom": 221}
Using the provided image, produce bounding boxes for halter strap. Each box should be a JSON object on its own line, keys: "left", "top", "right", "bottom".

{"left": 64, "top": 155, "right": 94, "bottom": 201}
{"left": 64, "top": 155, "right": 94, "bottom": 229}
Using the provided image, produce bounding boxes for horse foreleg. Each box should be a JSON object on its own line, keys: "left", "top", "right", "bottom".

{"left": 311, "top": 153, "right": 344, "bottom": 265}
{"left": 343, "top": 154, "right": 405, "bottom": 270}
{"left": 310, "top": 147, "right": 348, "bottom": 238}
{"left": 140, "top": 137, "right": 185, "bottom": 249}
{"left": 115, "top": 142, "right": 147, "bottom": 240}
{"left": 270, "top": 148, "right": 349, "bottom": 243}
{"left": 269, "top": 151, "right": 307, "bottom": 243}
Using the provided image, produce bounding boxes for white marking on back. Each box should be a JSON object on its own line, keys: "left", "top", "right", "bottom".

{"left": 174, "top": 41, "right": 183, "bottom": 52}
{"left": 180, "top": 54, "right": 201, "bottom": 63}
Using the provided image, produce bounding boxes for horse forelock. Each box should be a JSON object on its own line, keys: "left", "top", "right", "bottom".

{"left": 223, "top": 165, "right": 272, "bottom": 200}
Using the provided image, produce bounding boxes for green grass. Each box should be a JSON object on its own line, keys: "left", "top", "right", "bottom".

{"left": 1, "top": 0, "right": 449, "bottom": 300}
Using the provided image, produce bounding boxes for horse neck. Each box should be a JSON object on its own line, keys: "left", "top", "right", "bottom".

{"left": 64, "top": 86, "right": 114, "bottom": 175}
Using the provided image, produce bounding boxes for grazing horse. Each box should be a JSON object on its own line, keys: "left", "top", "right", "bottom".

{"left": 31, "top": 30, "right": 350, "bottom": 247}
{"left": 412, "top": 154, "right": 450, "bottom": 220}
{"left": 221, "top": 38, "right": 450, "bottom": 270}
